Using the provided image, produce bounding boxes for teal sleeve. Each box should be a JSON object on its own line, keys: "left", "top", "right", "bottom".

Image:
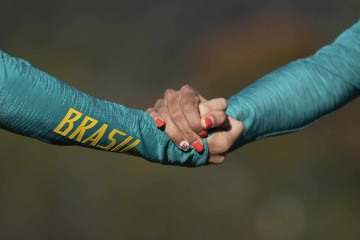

{"left": 226, "top": 21, "right": 360, "bottom": 148}
{"left": 0, "top": 51, "right": 208, "bottom": 166}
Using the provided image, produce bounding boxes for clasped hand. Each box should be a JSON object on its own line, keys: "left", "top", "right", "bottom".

{"left": 147, "top": 85, "right": 245, "bottom": 164}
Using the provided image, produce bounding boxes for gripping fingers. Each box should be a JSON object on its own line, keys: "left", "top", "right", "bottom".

{"left": 166, "top": 87, "right": 205, "bottom": 152}
{"left": 207, "top": 117, "right": 245, "bottom": 155}
{"left": 199, "top": 98, "right": 227, "bottom": 116}
{"left": 180, "top": 89, "right": 208, "bottom": 138}
{"left": 146, "top": 98, "right": 167, "bottom": 128}
{"left": 197, "top": 97, "right": 229, "bottom": 131}
{"left": 146, "top": 107, "right": 165, "bottom": 128}
{"left": 201, "top": 110, "right": 230, "bottom": 130}
{"left": 156, "top": 99, "right": 191, "bottom": 152}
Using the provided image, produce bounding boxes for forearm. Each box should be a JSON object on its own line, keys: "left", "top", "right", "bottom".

{"left": 226, "top": 21, "right": 360, "bottom": 148}
{"left": 0, "top": 51, "right": 208, "bottom": 166}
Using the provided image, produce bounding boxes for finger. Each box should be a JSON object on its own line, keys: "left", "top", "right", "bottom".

{"left": 156, "top": 100, "right": 191, "bottom": 152}
{"left": 180, "top": 85, "right": 207, "bottom": 101}
{"left": 146, "top": 107, "right": 165, "bottom": 128}
{"left": 195, "top": 91, "right": 207, "bottom": 102}
{"left": 207, "top": 117, "right": 245, "bottom": 154}
{"left": 180, "top": 87, "right": 208, "bottom": 138}
{"left": 208, "top": 154, "right": 226, "bottom": 165}
{"left": 166, "top": 87, "right": 204, "bottom": 153}
{"left": 200, "top": 110, "right": 230, "bottom": 130}
{"left": 199, "top": 98, "right": 227, "bottom": 116}
{"left": 153, "top": 98, "right": 165, "bottom": 111}
{"left": 198, "top": 98, "right": 228, "bottom": 130}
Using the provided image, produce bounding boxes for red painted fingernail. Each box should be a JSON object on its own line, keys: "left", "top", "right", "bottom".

{"left": 205, "top": 117, "right": 214, "bottom": 129}
{"left": 199, "top": 130, "right": 208, "bottom": 138}
{"left": 155, "top": 118, "right": 165, "bottom": 128}
{"left": 192, "top": 141, "right": 204, "bottom": 153}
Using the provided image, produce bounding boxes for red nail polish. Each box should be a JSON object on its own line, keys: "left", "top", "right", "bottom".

{"left": 155, "top": 118, "right": 165, "bottom": 128}
{"left": 192, "top": 141, "right": 204, "bottom": 153}
{"left": 205, "top": 117, "right": 214, "bottom": 129}
{"left": 199, "top": 131, "right": 208, "bottom": 138}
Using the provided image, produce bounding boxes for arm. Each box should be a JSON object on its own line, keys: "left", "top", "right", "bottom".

{"left": 0, "top": 51, "right": 208, "bottom": 166}
{"left": 147, "top": 21, "right": 360, "bottom": 164}
{"left": 146, "top": 86, "right": 244, "bottom": 164}
{"left": 227, "top": 20, "right": 360, "bottom": 149}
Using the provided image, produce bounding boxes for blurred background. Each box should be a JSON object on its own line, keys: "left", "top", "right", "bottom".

{"left": 1, "top": 0, "right": 360, "bottom": 239}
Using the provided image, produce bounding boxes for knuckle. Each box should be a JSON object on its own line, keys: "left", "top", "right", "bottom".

{"left": 187, "top": 120, "right": 203, "bottom": 132}
{"left": 181, "top": 84, "right": 192, "bottom": 91}
{"left": 183, "top": 130, "right": 196, "bottom": 141}
{"left": 181, "top": 85, "right": 196, "bottom": 95}
{"left": 182, "top": 102, "right": 195, "bottom": 113}
{"left": 159, "top": 111, "right": 169, "bottom": 120}
{"left": 195, "top": 96, "right": 200, "bottom": 103}
{"left": 154, "top": 99, "right": 165, "bottom": 110}
{"left": 171, "top": 111, "right": 184, "bottom": 122}
{"left": 155, "top": 99, "right": 164, "bottom": 106}
{"left": 164, "top": 89, "right": 175, "bottom": 98}
{"left": 218, "top": 98, "right": 228, "bottom": 109}
{"left": 145, "top": 108, "right": 154, "bottom": 114}
{"left": 191, "top": 124, "right": 203, "bottom": 133}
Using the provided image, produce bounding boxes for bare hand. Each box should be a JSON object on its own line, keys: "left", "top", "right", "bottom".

{"left": 146, "top": 85, "right": 244, "bottom": 164}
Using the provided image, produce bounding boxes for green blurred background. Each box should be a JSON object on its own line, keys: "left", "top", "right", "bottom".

{"left": 1, "top": 1, "right": 360, "bottom": 239}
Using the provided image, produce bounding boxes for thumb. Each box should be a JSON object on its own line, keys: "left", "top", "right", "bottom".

{"left": 207, "top": 117, "right": 245, "bottom": 155}
{"left": 199, "top": 98, "right": 227, "bottom": 116}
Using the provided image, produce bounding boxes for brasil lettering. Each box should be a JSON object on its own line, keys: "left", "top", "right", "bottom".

{"left": 53, "top": 108, "right": 140, "bottom": 153}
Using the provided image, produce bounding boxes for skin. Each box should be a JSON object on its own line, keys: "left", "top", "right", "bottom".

{"left": 147, "top": 85, "right": 245, "bottom": 164}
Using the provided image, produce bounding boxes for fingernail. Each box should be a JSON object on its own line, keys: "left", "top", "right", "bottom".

{"left": 192, "top": 141, "right": 204, "bottom": 153}
{"left": 179, "top": 140, "right": 190, "bottom": 152}
{"left": 155, "top": 118, "right": 165, "bottom": 128}
{"left": 199, "top": 130, "right": 208, "bottom": 138}
{"left": 205, "top": 117, "right": 214, "bottom": 129}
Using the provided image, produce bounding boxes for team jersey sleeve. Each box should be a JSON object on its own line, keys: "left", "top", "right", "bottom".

{"left": 226, "top": 20, "right": 360, "bottom": 149}
{"left": 0, "top": 51, "right": 208, "bottom": 166}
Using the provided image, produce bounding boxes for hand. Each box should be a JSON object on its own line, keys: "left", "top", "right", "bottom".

{"left": 147, "top": 85, "right": 244, "bottom": 164}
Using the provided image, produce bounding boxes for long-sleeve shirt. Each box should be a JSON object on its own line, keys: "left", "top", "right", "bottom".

{"left": 0, "top": 51, "right": 208, "bottom": 166}
{"left": 227, "top": 20, "right": 360, "bottom": 149}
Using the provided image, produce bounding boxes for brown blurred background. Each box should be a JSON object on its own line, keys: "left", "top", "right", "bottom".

{"left": 1, "top": 0, "right": 360, "bottom": 239}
